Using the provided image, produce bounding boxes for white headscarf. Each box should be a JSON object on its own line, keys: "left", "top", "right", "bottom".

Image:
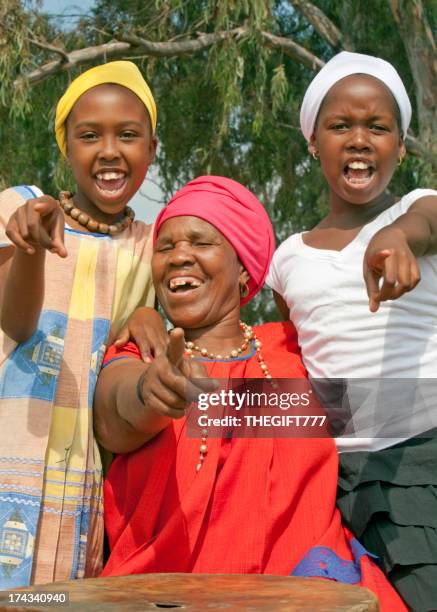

{"left": 300, "top": 51, "right": 411, "bottom": 141}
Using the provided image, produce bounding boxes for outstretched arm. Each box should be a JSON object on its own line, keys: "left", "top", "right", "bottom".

{"left": 364, "top": 194, "right": 437, "bottom": 312}
{"left": 94, "top": 357, "right": 171, "bottom": 454}
{"left": 0, "top": 196, "right": 66, "bottom": 342}
{"left": 94, "top": 329, "right": 217, "bottom": 454}
{"left": 388, "top": 194, "right": 437, "bottom": 256}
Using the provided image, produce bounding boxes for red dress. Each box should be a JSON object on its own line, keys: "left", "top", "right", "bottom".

{"left": 101, "top": 322, "right": 406, "bottom": 612}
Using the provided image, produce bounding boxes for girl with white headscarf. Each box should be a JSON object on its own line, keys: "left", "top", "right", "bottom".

{"left": 267, "top": 51, "right": 437, "bottom": 611}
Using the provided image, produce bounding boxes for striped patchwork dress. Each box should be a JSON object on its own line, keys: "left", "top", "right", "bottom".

{"left": 0, "top": 185, "right": 155, "bottom": 587}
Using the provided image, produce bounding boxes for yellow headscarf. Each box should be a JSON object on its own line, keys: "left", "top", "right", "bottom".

{"left": 55, "top": 60, "right": 157, "bottom": 157}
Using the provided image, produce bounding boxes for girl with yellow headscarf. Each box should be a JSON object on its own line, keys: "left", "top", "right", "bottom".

{"left": 0, "top": 61, "right": 161, "bottom": 587}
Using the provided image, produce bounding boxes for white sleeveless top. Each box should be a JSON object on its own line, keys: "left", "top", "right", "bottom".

{"left": 267, "top": 189, "right": 437, "bottom": 452}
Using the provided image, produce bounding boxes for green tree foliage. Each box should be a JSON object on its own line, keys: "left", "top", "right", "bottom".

{"left": 0, "top": 1, "right": 435, "bottom": 322}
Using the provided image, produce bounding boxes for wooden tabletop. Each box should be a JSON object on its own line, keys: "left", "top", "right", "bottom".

{"left": 0, "top": 573, "right": 379, "bottom": 611}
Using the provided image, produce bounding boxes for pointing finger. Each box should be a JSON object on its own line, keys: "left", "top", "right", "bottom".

{"left": 365, "top": 249, "right": 392, "bottom": 312}
{"left": 33, "top": 196, "right": 61, "bottom": 216}
{"left": 166, "top": 328, "right": 186, "bottom": 367}
{"left": 410, "top": 260, "right": 421, "bottom": 290}
{"left": 364, "top": 266, "right": 382, "bottom": 313}
{"left": 378, "top": 254, "right": 398, "bottom": 302}
{"left": 5, "top": 226, "right": 35, "bottom": 254}
{"left": 51, "top": 211, "right": 67, "bottom": 258}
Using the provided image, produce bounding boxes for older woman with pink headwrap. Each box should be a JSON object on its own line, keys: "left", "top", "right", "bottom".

{"left": 94, "top": 176, "right": 405, "bottom": 611}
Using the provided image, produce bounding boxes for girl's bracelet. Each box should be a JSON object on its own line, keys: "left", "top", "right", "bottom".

{"left": 135, "top": 370, "right": 148, "bottom": 406}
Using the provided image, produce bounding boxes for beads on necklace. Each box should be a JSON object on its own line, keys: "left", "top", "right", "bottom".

{"left": 255, "top": 336, "right": 272, "bottom": 379}
{"left": 184, "top": 321, "right": 253, "bottom": 360}
{"left": 186, "top": 321, "right": 272, "bottom": 472}
{"left": 59, "top": 191, "right": 135, "bottom": 235}
{"left": 196, "top": 429, "right": 209, "bottom": 472}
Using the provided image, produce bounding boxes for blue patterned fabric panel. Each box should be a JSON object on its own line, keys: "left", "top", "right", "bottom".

{"left": 0, "top": 310, "right": 67, "bottom": 402}
{"left": 87, "top": 318, "right": 110, "bottom": 408}
{"left": 0, "top": 494, "right": 41, "bottom": 587}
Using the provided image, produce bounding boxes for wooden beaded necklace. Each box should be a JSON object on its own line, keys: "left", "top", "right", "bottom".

{"left": 59, "top": 191, "right": 135, "bottom": 235}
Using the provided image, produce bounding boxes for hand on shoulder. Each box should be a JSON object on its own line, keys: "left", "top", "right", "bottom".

{"left": 113, "top": 306, "right": 168, "bottom": 363}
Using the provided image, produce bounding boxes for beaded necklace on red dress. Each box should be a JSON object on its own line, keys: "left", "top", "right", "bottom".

{"left": 184, "top": 321, "right": 272, "bottom": 472}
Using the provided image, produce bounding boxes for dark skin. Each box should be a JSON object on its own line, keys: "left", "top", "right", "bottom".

{"left": 94, "top": 216, "right": 249, "bottom": 454}
{"left": 66, "top": 84, "right": 156, "bottom": 223}
{"left": 113, "top": 305, "right": 168, "bottom": 362}
{"left": 1, "top": 84, "right": 158, "bottom": 342}
{"left": 114, "top": 216, "right": 252, "bottom": 360}
{"left": 274, "top": 74, "right": 437, "bottom": 316}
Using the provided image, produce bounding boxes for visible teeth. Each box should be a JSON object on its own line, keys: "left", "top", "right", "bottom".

{"left": 348, "top": 161, "right": 369, "bottom": 170}
{"left": 169, "top": 278, "right": 201, "bottom": 290}
{"left": 96, "top": 172, "right": 125, "bottom": 180}
{"left": 170, "top": 279, "right": 187, "bottom": 288}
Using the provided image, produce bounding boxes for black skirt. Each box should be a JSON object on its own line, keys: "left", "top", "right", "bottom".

{"left": 337, "top": 434, "right": 437, "bottom": 612}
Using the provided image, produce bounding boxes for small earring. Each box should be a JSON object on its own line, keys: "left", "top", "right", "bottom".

{"left": 397, "top": 156, "right": 403, "bottom": 167}
{"left": 311, "top": 151, "right": 319, "bottom": 161}
{"left": 240, "top": 280, "right": 249, "bottom": 299}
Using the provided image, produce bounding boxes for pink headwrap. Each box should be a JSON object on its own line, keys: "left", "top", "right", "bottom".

{"left": 153, "top": 176, "right": 275, "bottom": 305}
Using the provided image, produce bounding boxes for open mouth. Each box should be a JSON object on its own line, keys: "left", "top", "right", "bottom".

{"left": 168, "top": 276, "right": 203, "bottom": 293}
{"left": 343, "top": 161, "right": 375, "bottom": 185}
{"left": 95, "top": 171, "right": 127, "bottom": 197}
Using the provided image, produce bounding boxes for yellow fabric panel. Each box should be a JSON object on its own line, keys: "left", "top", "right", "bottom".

{"left": 44, "top": 404, "right": 96, "bottom": 499}
{"left": 111, "top": 245, "right": 154, "bottom": 332}
{"left": 45, "top": 405, "right": 88, "bottom": 469}
{"left": 68, "top": 239, "right": 99, "bottom": 321}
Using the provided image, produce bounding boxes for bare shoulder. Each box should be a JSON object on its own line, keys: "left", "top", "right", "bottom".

{"left": 409, "top": 193, "right": 437, "bottom": 215}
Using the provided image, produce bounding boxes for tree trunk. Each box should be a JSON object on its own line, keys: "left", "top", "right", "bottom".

{"left": 389, "top": 0, "right": 437, "bottom": 152}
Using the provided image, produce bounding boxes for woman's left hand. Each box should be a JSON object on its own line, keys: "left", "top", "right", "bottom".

{"left": 363, "top": 227, "right": 420, "bottom": 312}
{"left": 114, "top": 307, "right": 169, "bottom": 362}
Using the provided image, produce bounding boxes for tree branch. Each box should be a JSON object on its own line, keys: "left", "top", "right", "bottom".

{"left": 13, "top": 41, "right": 129, "bottom": 87}
{"left": 261, "top": 30, "right": 323, "bottom": 70}
{"left": 405, "top": 133, "right": 437, "bottom": 170}
{"left": 388, "top": 0, "right": 437, "bottom": 150}
{"left": 9, "top": 16, "right": 437, "bottom": 168}
{"left": 288, "top": 0, "right": 349, "bottom": 51}
{"left": 14, "top": 28, "right": 245, "bottom": 88}
{"left": 14, "top": 26, "right": 324, "bottom": 87}
{"left": 119, "top": 27, "right": 245, "bottom": 57}
{"left": 28, "top": 38, "right": 70, "bottom": 62}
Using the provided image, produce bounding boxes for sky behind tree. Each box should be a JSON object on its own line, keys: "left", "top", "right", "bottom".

{"left": 41, "top": 0, "right": 94, "bottom": 20}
